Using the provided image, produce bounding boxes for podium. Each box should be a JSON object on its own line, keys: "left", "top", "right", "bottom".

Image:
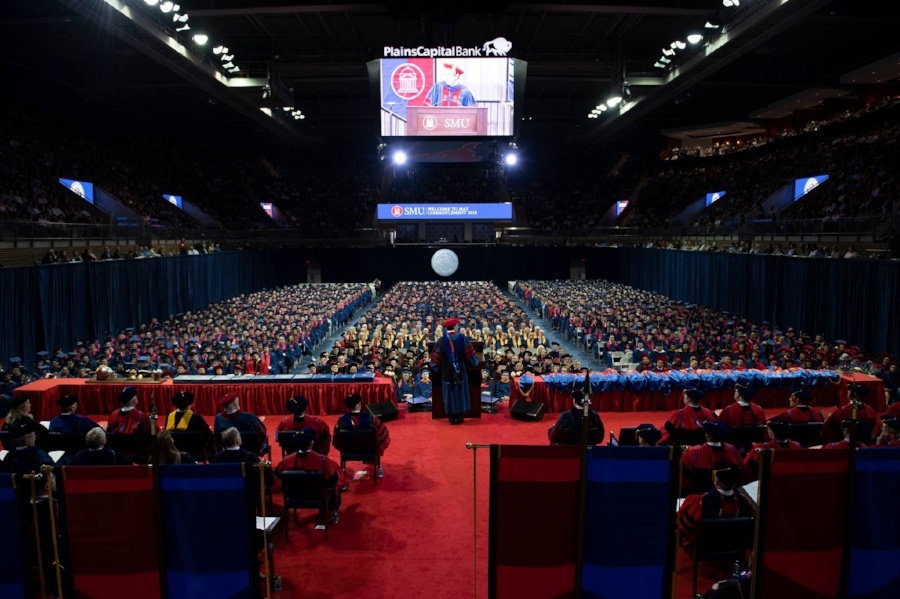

{"left": 407, "top": 106, "right": 488, "bottom": 136}
{"left": 428, "top": 341, "right": 483, "bottom": 421}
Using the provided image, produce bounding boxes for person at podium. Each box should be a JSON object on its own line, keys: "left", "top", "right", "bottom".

{"left": 429, "top": 318, "right": 480, "bottom": 425}
{"left": 424, "top": 62, "right": 477, "bottom": 107}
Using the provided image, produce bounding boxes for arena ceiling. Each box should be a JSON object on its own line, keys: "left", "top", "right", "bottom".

{"left": 2, "top": 0, "right": 899, "bottom": 149}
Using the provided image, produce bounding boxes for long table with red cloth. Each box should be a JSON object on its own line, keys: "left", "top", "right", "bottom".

{"left": 510, "top": 372, "right": 885, "bottom": 413}
{"left": 13, "top": 378, "right": 399, "bottom": 421}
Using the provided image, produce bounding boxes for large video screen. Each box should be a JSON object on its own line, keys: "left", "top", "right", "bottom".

{"left": 376, "top": 58, "right": 518, "bottom": 137}
{"left": 58, "top": 178, "right": 94, "bottom": 204}
{"left": 794, "top": 175, "right": 829, "bottom": 200}
{"left": 377, "top": 203, "right": 513, "bottom": 221}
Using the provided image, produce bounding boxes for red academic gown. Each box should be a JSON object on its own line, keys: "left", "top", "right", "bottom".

{"left": 823, "top": 403, "right": 877, "bottom": 442}
{"left": 875, "top": 402, "right": 900, "bottom": 431}
{"left": 678, "top": 488, "right": 754, "bottom": 548}
{"left": 772, "top": 405, "right": 825, "bottom": 424}
{"left": 741, "top": 438, "right": 802, "bottom": 482}
{"left": 719, "top": 401, "right": 767, "bottom": 428}
{"left": 682, "top": 442, "right": 743, "bottom": 472}
{"left": 106, "top": 408, "right": 150, "bottom": 434}
{"left": 275, "top": 449, "right": 350, "bottom": 488}
{"left": 823, "top": 438, "right": 867, "bottom": 450}
{"left": 660, "top": 404, "right": 717, "bottom": 445}
{"left": 276, "top": 415, "right": 332, "bottom": 455}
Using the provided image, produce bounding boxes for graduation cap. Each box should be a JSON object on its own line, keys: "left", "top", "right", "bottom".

{"left": 36, "top": 351, "right": 49, "bottom": 358}
{"left": 55, "top": 352, "right": 67, "bottom": 359}
{"left": 702, "top": 420, "right": 730, "bottom": 439}
{"left": 9, "top": 357, "right": 22, "bottom": 364}
{"left": 138, "top": 355, "right": 150, "bottom": 362}
{"left": 38, "top": 364, "right": 50, "bottom": 371}
{"left": 712, "top": 465, "right": 741, "bottom": 487}
{"left": 124, "top": 361, "right": 136, "bottom": 368}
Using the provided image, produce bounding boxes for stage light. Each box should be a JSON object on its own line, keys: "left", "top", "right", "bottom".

{"left": 670, "top": 42, "right": 678, "bottom": 49}
{"left": 174, "top": 14, "right": 189, "bottom": 23}
{"left": 222, "top": 54, "right": 234, "bottom": 62}
{"left": 505, "top": 153, "right": 518, "bottom": 166}
{"left": 606, "top": 96, "right": 623, "bottom": 108}
{"left": 392, "top": 150, "right": 407, "bottom": 165}
{"left": 213, "top": 46, "right": 224, "bottom": 54}
{"left": 662, "top": 48, "right": 675, "bottom": 56}
{"left": 654, "top": 62, "right": 666, "bottom": 68}
{"left": 299, "top": 114, "right": 305, "bottom": 119}
{"left": 588, "top": 113, "right": 597, "bottom": 118}
{"left": 160, "top": 2, "right": 174, "bottom": 12}
{"left": 222, "top": 62, "right": 234, "bottom": 69}
{"left": 674, "top": 41, "right": 686, "bottom": 50}
{"left": 144, "top": 0, "right": 159, "bottom": 5}
{"left": 175, "top": 24, "right": 190, "bottom": 32}
{"left": 598, "top": 104, "right": 608, "bottom": 111}
{"left": 283, "top": 107, "right": 292, "bottom": 111}
{"left": 687, "top": 34, "right": 703, "bottom": 44}
{"left": 705, "top": 21, "right": 721, "bottom": 29}
{"left": 192, "top": 34, "right": 208, "bottom": 45}
{"left": 228, "top": 66, "right": 240, "bottom": 73}
{"left": 660, "top": 56, "right": 671, "bottom": 64}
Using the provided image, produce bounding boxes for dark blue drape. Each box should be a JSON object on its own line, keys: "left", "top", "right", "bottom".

{"left": 0, "top": 475, "right": 26, "bottom": 598}
{"left": 160, "top": 464, "right": 257, "bottom": 599}
{"left": 588, "top": 248, "right": 900, "bottom": 359}
{"left": 582, "top": 446, "right": 675, "bottom": 599}
{"left": 849, "top": 449, "right": 900, "bottom": 599}
{"left": 0, "top": 251, "right": 303, "bottom": 369}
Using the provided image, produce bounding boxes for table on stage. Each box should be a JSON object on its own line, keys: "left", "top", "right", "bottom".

{"left": 13, "top": 378, "right": 399, "bottom": 421}
{"left": 509, "top": 373, "right": 885, "bottom": 413}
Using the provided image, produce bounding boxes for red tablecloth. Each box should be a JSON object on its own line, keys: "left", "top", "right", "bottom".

{"left": 509, "top": 374, "right": 884, "bottom": 414}
{"left": 14, "top": 378, "right": 398, "bottom": 421}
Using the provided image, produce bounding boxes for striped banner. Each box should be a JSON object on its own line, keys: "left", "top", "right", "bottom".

{"left": 489, "top": 445, "right": 582, "bottom": 599}
{"left": 160, "top": 464, "right": 257, "bottom": 599}
{"left": 63, "top": 466, "right": 161, "bottom": 599}
{"left": 849, "top": 449, "right": 900, "bottom": 599}
{"left": 582, "top": 446, "right": 676, "bottom": 599}
{"left": 754, "top": 450, "right": 850, "bottom": 599}
{"left": 0, "top": 475, "right": 26, "bottom": 599}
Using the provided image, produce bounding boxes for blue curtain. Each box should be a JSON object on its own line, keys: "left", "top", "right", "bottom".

{"left": 849, "top": 449, "right": 900, "bottom": 599}
{"left": 0, "top": 475, "right": 26, "bottom": 598}
{"left": 159, "top": 464, "right": 257, "bottom": 599}
{"left": 582, "top": 446, "right": 675, "bottom": 599}
{"left": 0, "top": 251, "right": 302, "bottom": 370}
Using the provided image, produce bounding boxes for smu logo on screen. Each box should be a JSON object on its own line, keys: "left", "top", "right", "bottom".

{"left": 390, "top": 63, "right": 426, "bottom": 100}
{"left": 391, "top": 206, "right": 431, "bottom": 217}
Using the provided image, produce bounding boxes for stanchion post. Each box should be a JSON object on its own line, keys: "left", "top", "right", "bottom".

{"left": 41, "top": 465, "right": 64, "bottom": 599}
{"left": 25, "top": 473, "right": 47, "bottom": 599}
{"left": 258, "top": 461, "right": 272, "bottom": 599}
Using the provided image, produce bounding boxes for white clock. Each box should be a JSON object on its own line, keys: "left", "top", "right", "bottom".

{"left": 431, "top": 249, "right": 459, "bottom": 277}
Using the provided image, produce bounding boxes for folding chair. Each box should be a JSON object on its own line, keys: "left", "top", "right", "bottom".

{"left": 335, "top": 429, "right": 379, "bottom": 486}
{"left": 279, "top": 470, "right": 336, "bottom": 540}
{"left": 688, "top": 517, "right": 755, "bottom": 596}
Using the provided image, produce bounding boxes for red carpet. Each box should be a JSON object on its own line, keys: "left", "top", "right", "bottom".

{"left": 89, "top": 405, "right": 832, "bottom": 599}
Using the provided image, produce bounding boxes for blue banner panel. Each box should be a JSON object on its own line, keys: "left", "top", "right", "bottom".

{"left": 0, "top": 475, "right": 25, "bottom": 599}
{"left": 582, "top": 446, "right": 674, "bottom": 599}
{"left": 160, "top": 465, "right": 256, "bottom": 599}
{"left": 793, "top": 174, "right": 829, "bottom": 200}
{"left": 163, "top": 194, "right": 183, "bottom": 209}
{"left": 58, "top": 178, "right": 95, "bottom": 203}
{"left": 377, "top": 203, "right": 513, "bottom": 221}
{"left": 849, "top": 449, "right": 900, "bottom": 599}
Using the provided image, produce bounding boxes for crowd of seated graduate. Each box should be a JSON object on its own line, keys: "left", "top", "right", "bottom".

{"left": 515, "top": 278, "right": 895, "bottom": 378}
{"left": 628, "top": 111, "right": 900, "bottom": 231}
{"left": 0, "top": 283, "right": 372, "bottom": 388}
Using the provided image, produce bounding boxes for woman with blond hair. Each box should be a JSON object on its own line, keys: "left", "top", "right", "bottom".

{"left": 153, "top": 430, "right": 195, "bottom": 465}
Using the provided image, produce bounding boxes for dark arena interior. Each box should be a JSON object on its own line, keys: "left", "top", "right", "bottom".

{"left": 1, "top": 2, "right": 900, "bottom": 598}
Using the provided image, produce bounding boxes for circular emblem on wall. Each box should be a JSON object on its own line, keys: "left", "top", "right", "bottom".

{"left": 431, "top": 249, "right": 459, "bottom": 277}
{"left": 391, "top": 205, "right": 403, "bottom": 217}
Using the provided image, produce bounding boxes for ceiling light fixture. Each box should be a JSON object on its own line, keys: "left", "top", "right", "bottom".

{"left": 687, "top": 34, "right": 703, "bottom": 44}
{"left": 160, "top": 1, "right": 174, "bottom": 12}
{"left": 705, "top": 21, "right": 721, "bottom": 29}
{"left": 662, "top": 48, "right": 675, "bottom": 56}
{"left": 606, "top": 96, "right": 623, "bottom": 108}
{"left": 659, "top": 56, "right": 671, "bottom": 64}
{"left": 175, "top": 24, "right": 190, "bottom": 32}
{"left": 674, "top": 41, "right": 686, "bottom": 50}
{"left": 213, "top": 46, "right": 224, "bottom": 54}
{"left": 192, "top": 34, "right": 208, "bottom": 45}
{"left": 654, "top": 62, "right": 666, "bottom": 68}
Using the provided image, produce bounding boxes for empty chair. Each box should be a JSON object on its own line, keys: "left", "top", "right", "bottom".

{"left": 783, "top": 422, "right": 824, "bottom": 447}
{"left": 334, "top": 429, "right": 379, "bottom": 487}
{"left": 279, "top": 470, "right": 337, "bottom": 540}
{"left": 167, "top": 431, "right": 209, "bottom": 463}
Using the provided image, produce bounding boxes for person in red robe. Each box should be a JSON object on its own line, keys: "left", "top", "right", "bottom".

{"left": 741, "top": 420, "right": 802, "bottom": 481}
{"left": 823, "top": 420, "right": 869, "bottom": 449}
{"left": 678, "top": 465, "right": 754, "bottom": 549}
{"left": 682, "top": 421, "right": 743, "bottom": 494}
{"left": 874, "top": 401, "right": 900, "bottom": 433}
{"left": 823, "top": 386, "right": 877, "bottom": 443}
{"left": 719, "top": 385, "right": 767, "bottom": 428}
{"left": 771, "top": 388, "right": 824, "bottom": 424}
{"left": 275, "top": 428, "right": 349, "bottom": 524}
{"left": 276, "top": 395, "right": 332, "bottom": 455}
{"left": 333, "top": 394, "right": 390, "bottom": 477}
{"left": 660, "top": 388, "right": 717, "bottom": 445}
{"left": 106, "top": 386, "right": 150, "bottom": 435}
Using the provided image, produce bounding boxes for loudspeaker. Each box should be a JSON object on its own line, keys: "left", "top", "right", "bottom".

{"left": 366, "top": 401, "right": 399, "bottom": 422}
{"left": 408, "top": 401, "right": 432, "bottom": 413}
{"left": 510, "top": 400, "right": 545, "bottom": 422}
